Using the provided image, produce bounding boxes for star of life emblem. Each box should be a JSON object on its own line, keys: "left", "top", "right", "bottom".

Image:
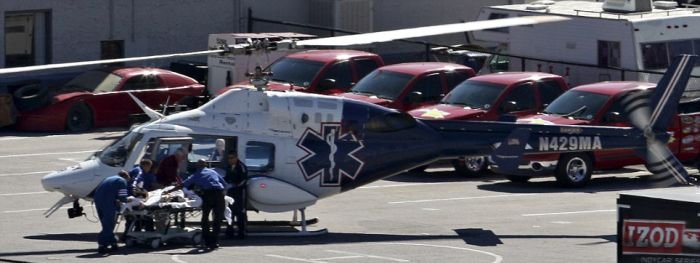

{"left": 297, "top": 123, "right": 365, "bottom": 187}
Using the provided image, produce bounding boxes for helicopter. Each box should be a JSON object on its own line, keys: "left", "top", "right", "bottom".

{"left": 2, "top": 15, "right": 695, "bottom": 234}
{"left": 38, "top": 54, "right": 697, "bottom": 235}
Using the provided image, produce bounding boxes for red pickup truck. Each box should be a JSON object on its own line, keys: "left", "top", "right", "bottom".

{"left": 240, "top": 49, "right": 384, "bottom": 95}
{"left": 408, "top": 72, "right": 569, "bottom": 175}
{"left": 496, "top": 81, "right": 700, "bottom": 187}
{"left": 339, "top": 62, "right": 476, "bottom": 111}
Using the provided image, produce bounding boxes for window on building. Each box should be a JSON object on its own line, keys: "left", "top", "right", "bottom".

{"left": 245, "top": 141, "right": 275, "bottom": 173}
{"left": 4, "top": 11, "right": 50, "bottom": 68}
{"left": 669, "top": 40, "right": 693, "bottom": 59}
{"left": 641, "top": 42, "right": 669, "bottom": 70}
{"left": 598, "top": 40, "right": 621, "bottom": 67}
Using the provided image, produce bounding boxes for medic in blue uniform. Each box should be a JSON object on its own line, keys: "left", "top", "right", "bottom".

{"left": 94, "top": 170, "right": 130, "bottom": 255}
{"left": 167, "top": 159, "right": 227, "bottom": 250}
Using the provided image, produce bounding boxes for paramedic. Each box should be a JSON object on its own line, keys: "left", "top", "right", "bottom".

{"left": 225, "top": 151, "right": 248, "bottom": 239}
{"left": 94, "top": 170, "right": 130, "bottom": 255}
{"left": 179, "top": 159, "right": 227, "bottom": 249}
{"left": 155, "top": 148, "right": 186, "bottom": 187}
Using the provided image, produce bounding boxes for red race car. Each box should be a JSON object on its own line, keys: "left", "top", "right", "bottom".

{"left": 13, "top": 67, "right": 205, "bottom": 132}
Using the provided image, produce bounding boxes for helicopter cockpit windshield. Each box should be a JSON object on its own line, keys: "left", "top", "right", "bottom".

{"left": 99, "top": 131, "right": 144, "bottom": 167}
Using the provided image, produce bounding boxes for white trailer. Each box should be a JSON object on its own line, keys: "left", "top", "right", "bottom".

{"left": 206, "top": 33, "right": 315, "bottom": 95}
{"left": 472, "top": 0, "right": 700, "bottom": 96}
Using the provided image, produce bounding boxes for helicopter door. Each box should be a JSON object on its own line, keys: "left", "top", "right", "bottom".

{"left": 145, "top": 137, "right": 193, "bottom": 177}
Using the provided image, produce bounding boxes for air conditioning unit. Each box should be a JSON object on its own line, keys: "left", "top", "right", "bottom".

{"left": 602, "top": 0, "right": 652, "bottom": 13}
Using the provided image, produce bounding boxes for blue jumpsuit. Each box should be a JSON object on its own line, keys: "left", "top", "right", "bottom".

{"left": 93, "top": 175, "right": 128, "bottom": 247}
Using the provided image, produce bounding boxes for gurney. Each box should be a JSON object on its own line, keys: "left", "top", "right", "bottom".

{"left": 120, "top": 186, "right": 233, "bottom": 249}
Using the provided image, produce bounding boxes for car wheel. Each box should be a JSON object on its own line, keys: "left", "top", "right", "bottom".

{"left": 505, "top": 174, "right": 531, "bottom": 183}
{"left": 191, "top": 232, "right": 202, "bottom": 246}
{"left": 13, "top": 84, "right": 50, "bottom": 111}
{"left": 65, "top": 103, "right": 93, "bottom": 132}
{"left": 452, "top": 156, "right": 487, "bottom": 177}
{"left": 555, "top": 153, "right": 592, "bottom": 187}
{"left": 150, "top": 238, "right": 161, "bottom": 249}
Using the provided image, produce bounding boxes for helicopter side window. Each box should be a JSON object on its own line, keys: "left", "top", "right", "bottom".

{"left": 245, "top": 141, "right": 275, "bottom": 173}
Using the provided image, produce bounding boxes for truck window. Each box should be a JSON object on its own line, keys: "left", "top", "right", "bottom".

{"left": 406, "top": 74, "right": 442, "bottom": 102}
{"left": 351, "top": 70, "right": 413, "bottom": 100}
{"left": 267, "top": 58, "right": 324, "bottom": 87}
{"left": 502, "top": 84, "right": 535, "bottom": 111}
{"left": 544, "top": 90, "right": 610, "bottom": 120}
{"left": 442, "top": 80, "right": 505, "bottom": 109}
{"left": 320, "top": 61, "right": 353, "bottom": 88}
{"left": 354, "top": 59, "right": 380, "bottom": 80}
{"left": 538, "top": 80, "right": 565, "bottom": 106}
{"left": 601, "top": 98, "right": 629, "bottom": 124}
{"left": 445, "top": 71, "right": 470, "bottom": 90}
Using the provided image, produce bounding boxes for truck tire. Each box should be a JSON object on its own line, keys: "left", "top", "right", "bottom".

{"left": 452, "top": 156, "right": 487, "bottom": 177}
{"left": 65, "top": 103, "right": 93, "bottom": 133}
{"left": 554, "top": 153, "right": 592, "bottom": 187}
{"left": 505, "top": 174, "right": 531, "bottom": 183}
{"left": 13, "top": 84, "right": 50, "bottom": 111}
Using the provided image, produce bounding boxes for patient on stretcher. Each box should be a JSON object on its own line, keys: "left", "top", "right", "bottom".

{"left": 120, "top": 185, "right": 235, "bottom": 225}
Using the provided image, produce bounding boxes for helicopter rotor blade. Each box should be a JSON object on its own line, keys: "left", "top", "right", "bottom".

{"left": 0, "top": 49, "right": 232, "bottom": 75}
{"left": 296, "top": 15, "right": 568, "bottom": 47}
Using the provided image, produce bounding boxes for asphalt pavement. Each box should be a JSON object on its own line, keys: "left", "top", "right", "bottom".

{"left": 0, "top": 129, "right": 696, "bottom": 263}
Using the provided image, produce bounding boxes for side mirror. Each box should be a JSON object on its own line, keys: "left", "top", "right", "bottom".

{"left": 319, "top": 79, "right": 336, "bottom": 91}
{"left": 500, "top": 100, "right": 518, "bottom": 113}
{"left": 407, "top": 91, "right": 424, "bottom": 104}
{"left": 603, "top": 111, "right": 624, "bottom": 123}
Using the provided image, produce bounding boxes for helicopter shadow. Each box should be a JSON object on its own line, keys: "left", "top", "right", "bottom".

{"left": 476, "top": 168, "right": 690, "bottom": 194}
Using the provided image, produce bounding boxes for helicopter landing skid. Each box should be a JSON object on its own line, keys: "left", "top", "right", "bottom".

{"left": 247, "top": 208, "right": 328, "bottom": 237}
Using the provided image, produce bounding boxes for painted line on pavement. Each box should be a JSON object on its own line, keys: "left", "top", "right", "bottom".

{"left": 389, "top": 193, "right": 537, "bottom": 204}
{"left": 171, "top": 255, "right": 189, "bottom": 263}
{"left": 380, "top": 243, "right": 502, "bottom": 263}
{"left": 0, "top": 150, "right": 96, "bottom": 159}
{"left": 522, "top": 209, "right": 615, "bottom": 217}
{"left": 0, "top": 191, "right": 49, "bottom": 196}
{"left": 0, "top": 171, "right": 53, "bottom": 177}
{"left": 325, "top": 250, "right": 408, "bottom": 262}
{"left": 266, "top": 254, "right": 326, "bottom": 263}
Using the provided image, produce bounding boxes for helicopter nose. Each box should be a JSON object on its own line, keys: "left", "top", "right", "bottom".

{"left": 41, "top": 171, "right": 66, "bottom": 192}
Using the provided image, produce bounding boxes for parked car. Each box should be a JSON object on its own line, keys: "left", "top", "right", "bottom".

{"left": 13, "top": 67, "right": 205, "bottom": 132}
{"left": 409, "top": 72, "right": 569, "bottom": 176}
{"left": 339, "top": 62, "right": 476, "bottom": 111}
{"left": 220, "top": 49, "right": 384, "bottom": 95}
{"left": 495, "top": 81, "right": 700, "bottom": 187}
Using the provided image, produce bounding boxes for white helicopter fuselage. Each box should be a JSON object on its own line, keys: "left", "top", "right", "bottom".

{"left": 42, "top": 87, "right": 352, "bottom": 212}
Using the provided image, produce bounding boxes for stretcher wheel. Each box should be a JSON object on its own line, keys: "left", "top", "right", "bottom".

{"left": 149, "top": 238, "right": 161, "bottom": 249}
{"left": 191, "top": 232, "right": 202, "bottom": 246}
